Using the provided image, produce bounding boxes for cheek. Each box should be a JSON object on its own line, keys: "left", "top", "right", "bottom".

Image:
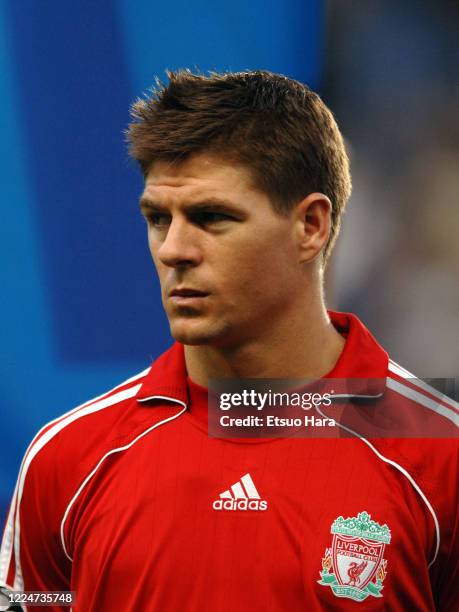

{"left": 221, "top": 240, "right": 296, "bottom": 298}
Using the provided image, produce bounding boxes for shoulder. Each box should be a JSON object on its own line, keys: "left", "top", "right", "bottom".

{"left": 20, "top": 367, "right": 151, "bottom": 498}
{"left": 363, "top": 359, "right": 459, "bottom": 568}
{"left": 0, "top": 368, "right": 154, "bottom": 583}
{"left": 386, "top": 358, "right": 458, "bottom": 429}
{"left": 372, "top": 357, "right": 459, "bottom": 486}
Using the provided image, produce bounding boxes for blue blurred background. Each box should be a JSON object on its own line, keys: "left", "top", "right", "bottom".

{"left": 1, "top": 0, "right": 458, "bottom": 523}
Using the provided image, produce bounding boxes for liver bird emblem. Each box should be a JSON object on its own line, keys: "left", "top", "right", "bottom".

{"left": 346, "top": 560, "right": 368, "bottom": 586}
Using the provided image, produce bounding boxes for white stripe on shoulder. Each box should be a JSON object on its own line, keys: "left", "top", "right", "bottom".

{"left": 389, "top": 359, "right": 415, "bottom": 378}
{"left": 39, "top": 367, "right": 150, "bottom": 432}
{"left": 13, "top": 382, "right": 142, "bottom": 591}
{"left": 0, "top": 482, "right": 18, "bottom": 584}
{"left": 4, "top": 367, "right": 149, "bottom": 586}
{"left": 387, "top": 379, "right": 459, "bottom": 428}
{"left": 19, "top": 368, "right": 151, "bottom": 464}
{"left": 316, "top": 405, "right": 441, "bottom": 567}
{"left": 389, "top": 361, "right": 459, "bottom": 413}
{"left": 60, "top": 403, "right": 187, "bottom": 561}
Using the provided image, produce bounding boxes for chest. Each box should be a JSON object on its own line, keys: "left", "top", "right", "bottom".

{"left": 66, "top": 424, "right": 434, "bottom": 611}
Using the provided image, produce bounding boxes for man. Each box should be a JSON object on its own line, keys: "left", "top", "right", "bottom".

{"left": 0, "top": 70, "right": 457, "bottom": 611}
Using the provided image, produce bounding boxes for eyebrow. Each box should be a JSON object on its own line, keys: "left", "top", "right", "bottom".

{"left": 139, "top": 197, "right": 246, "bottom": 216}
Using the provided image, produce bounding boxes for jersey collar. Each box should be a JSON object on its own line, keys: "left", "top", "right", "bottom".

{"left": 136, "top": 311, "right": 389, "bottom": 406}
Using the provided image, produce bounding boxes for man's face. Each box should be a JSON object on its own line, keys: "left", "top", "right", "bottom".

{"left": 140, "top": 153, "right": 304, "bottom": 348}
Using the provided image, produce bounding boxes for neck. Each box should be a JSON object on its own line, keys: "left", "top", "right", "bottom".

{"left": 184, "top": 289, "right": 345, "bottom": 387}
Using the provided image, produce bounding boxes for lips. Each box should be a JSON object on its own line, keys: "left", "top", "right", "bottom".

{"left": 168, "top": 288, "right": 210, "bottom": 308}
{"left": 169, "top": 288, "right": 209, "bottom": 298}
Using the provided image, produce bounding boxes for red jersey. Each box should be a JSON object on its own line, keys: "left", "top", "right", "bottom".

{"left": 0, "top": 312, "right": 458, "bottom": 611}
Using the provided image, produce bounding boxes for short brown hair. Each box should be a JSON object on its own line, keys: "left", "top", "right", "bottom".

{"left": 127, "top": 70, "right": 351, "bottom": 262}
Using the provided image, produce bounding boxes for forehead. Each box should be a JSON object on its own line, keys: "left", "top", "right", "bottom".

{"left": 142, "top": 153, "right": 259, "bottom": 203}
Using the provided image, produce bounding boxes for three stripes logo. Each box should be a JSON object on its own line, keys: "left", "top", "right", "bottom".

{"left": 212, "top": 473, "right": 268, "bottom": 511}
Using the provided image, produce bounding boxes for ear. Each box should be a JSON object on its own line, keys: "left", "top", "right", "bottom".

{"left": 293, "top": 192, "right": 332, "bottom": 264}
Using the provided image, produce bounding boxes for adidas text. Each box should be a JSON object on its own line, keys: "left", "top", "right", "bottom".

{"left": 213, "top": 498, "right": 268, "bottom": 511}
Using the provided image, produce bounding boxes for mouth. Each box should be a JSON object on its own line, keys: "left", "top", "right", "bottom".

{"left": 169, "top": 287, "right": 210, "bottom": 305}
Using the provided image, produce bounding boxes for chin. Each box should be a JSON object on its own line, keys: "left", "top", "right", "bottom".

{"left": 169, "top": 320, "right": 221, "bottom": 346}
{"left": 169, "top": 311, "right": 241, "bottom": 346}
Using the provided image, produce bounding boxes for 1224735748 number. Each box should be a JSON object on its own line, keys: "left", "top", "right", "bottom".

{"left": 0, "top": 589, "right": 75, "bottom": 607}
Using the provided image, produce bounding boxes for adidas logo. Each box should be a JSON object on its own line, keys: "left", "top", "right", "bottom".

{"left": 212, "top": 473, "right": 268, "bottom": 511}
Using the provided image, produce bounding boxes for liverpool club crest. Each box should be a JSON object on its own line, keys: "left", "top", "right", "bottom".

{"left": 318, "top": 511, "right": 391, "bottom": 602}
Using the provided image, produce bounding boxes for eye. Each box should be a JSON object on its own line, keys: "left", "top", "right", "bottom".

{"left": 146, "top": 212, "right": 171, "bottom": 228}
{"left": 194, "top": 211, "right": 232, "bottom": 226}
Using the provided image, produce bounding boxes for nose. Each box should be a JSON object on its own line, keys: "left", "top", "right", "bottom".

{"left": 156, "top": 217, "right": 202, "bottom": 268}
